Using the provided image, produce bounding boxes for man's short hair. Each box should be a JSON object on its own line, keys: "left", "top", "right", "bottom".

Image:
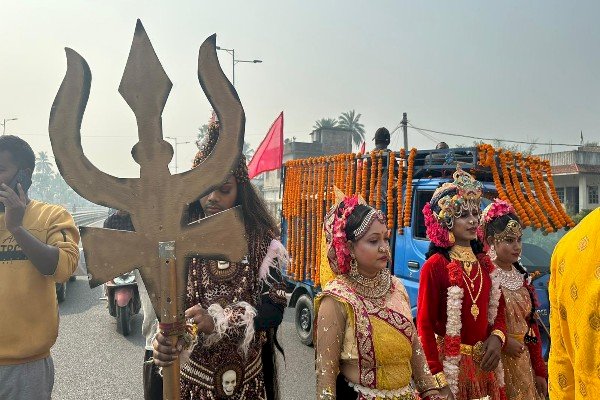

{"left": 374, "top": 127, "right": 390, "bottom": 145}
{"left": 0, "top": 135, "right": 36, "bottom": 172}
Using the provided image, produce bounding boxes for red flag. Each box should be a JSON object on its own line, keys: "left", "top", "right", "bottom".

{"left": 248, "top": 112, "right": 284, "bottom": 179}
{"left": 360, "top": 141, "right": 366, "bottom": 154}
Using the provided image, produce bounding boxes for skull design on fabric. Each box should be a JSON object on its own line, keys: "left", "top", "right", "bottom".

{"left": 222, "top": 369, "right": 237, "bottom": 396}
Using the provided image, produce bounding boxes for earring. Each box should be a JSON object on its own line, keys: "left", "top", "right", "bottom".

{"left": 489, "top": 244, "right": 497, "bottom": 261}
{"left": 349, "top": 255, "right": 358, "bottom": 276}
{"left": 448, "top": 232, "right": 455, "bottom": 245}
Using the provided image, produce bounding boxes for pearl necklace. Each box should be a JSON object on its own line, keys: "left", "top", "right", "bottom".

{"left": 494, "top": 264, "right": 524, "bottom": 291}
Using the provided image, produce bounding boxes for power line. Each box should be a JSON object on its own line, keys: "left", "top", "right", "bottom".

{"left": 407, "top": 122, "right": 581, "bottom": 147}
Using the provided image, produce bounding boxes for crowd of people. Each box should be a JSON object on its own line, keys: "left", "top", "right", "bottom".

{"left": 1, "top": 129, "right": 599, "bottom": 400}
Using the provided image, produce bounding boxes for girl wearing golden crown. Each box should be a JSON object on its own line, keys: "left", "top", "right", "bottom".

{"left": 479, "top": 200, "right": 547, "bottom": 399}
{"left": 417, "top": 168, "right": 508, "bottom": 400}
{"left": 314, "top": 191, "right": 449, "bottom": 400}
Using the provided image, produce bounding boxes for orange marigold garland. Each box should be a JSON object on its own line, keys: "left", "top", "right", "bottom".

{"left": 499, "top": 151, "right": 523, "bottom": 218}
{"left": 397, "top": 149, "right": 406, "bottom": 234}
{"left": 387, "top": 151, "right": 396, "bottom": 230}
{"left": 532, "top": 158, "right": 562, "bottom": 231}
{"left": 505, "top": 152, "right": 532, "bottom": 226}
{"left": 361, "top": 153, "right": 369, "bottom": 199}
{"left": 517, "top": 154, "right": 543, "bottom": 230}
{"left": 375, "top": 151, "right": 383, "bottom": 210}
{"left": 537, "top": 159, "right": 566, "bottom": 228}
{"left": 485, "top": 145, "right": 509, "bottom": 203}
{"left": 349, "top": 153, "right": 356, "bottom": 195}
{"left": 355, "top": 152, "right": 363, "bottom": 196}
{"left": 543, "top": 160, "right": 575, "bottom": 228}
{"left": 527, "top": 158, "right": 554, "bottom": 233}
{"left": 403, "top": 148, "right": 417, "bottom": 227}
{"left": 369, "top": 151, "right": 377, "bottom": 205}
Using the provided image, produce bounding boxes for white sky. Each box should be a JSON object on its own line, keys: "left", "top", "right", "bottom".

{"left": 1, "top": 1, "right": 599, "bottom": 177}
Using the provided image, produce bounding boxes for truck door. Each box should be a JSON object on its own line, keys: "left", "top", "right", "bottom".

{"left": 394, "top": 188, "right": 435, "bottom": 315}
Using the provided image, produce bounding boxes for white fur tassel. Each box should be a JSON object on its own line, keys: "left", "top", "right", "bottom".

{"left": 259, "top": 239, "right": 288, "bottom": 281}
{"left": 203, "top": 301, "right": 257, "bottom": 358}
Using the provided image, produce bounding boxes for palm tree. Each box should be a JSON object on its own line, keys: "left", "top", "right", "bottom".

{"left": 337, "top": 110, "right": 365, "bottom": 147}
{"left": 313, "top": 118, "right": 338, "bottom": 130}
{"left": 243, "top": 141, "right": 254, "bottom": 161}
{"left": 36, "top": 151, "right": 53, "bottom": 175}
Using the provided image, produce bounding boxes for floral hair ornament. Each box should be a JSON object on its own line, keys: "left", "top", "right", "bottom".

{"left": 323, "top": 187, "right": 385, "bottom": 275}
{"left": 193, "top": 118, "right": 249, "bottom": 184}
{"left": 424, "top": 166, "right": 483, "bottom": 248}
{"left": 478, "top": 199, "right": 522, "bottom": 246}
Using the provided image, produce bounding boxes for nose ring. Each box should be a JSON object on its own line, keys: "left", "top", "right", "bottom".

{"left": 378, "top": 246, "right": 386, "bottom": 253}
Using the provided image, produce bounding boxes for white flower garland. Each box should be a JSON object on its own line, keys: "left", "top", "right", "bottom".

{"left": 488, "top": 268, "right": 505, "bottom": 388}
{"left": 444, "top": 285, "right": 464, "bottom": 395}
{"left": 444, "top": 260, "right": 505, "bottom": 396}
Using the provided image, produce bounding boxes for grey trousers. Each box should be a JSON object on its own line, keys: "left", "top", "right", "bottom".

{"left": 0, "top": 356, "right": 54, "bottom": 400}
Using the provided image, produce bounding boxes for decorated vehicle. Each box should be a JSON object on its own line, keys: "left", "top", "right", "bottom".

{"left": 281, "top": 144, "right": 574, "bottom": 359}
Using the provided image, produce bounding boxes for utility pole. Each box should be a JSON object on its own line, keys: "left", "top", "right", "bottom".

{"left": 165, "top": 137, "right": 191, "bottom": 173}
{"left": 1, "top": 118, "right": 18, "bottom": 135}
{"left": 401, "top": 112, "right": 408, "bottom": 151}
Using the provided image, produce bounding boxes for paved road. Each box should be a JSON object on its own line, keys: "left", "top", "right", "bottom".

{"left": 53, "top": 277, "right": 315, "bottom": 400}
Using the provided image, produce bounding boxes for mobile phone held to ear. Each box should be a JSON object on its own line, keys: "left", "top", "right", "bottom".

{"left": 0, "top": 170, "right": 32, "bottom": 212}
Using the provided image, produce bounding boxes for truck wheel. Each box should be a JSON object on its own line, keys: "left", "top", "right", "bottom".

{"left": 295, "top": 294, "right": 314, "bottom": 346}
{"left": 116, "top": 303, "right": 132, "bottom": 336}
{"left": 56, "top": 282, "right": 66, "bottom": 303}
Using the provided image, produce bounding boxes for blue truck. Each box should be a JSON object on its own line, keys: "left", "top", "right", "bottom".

{"left": 281, "top": 146, "right": 568, "bottom": 360}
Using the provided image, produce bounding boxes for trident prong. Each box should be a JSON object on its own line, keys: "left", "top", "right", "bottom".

{"left": 49, "top": 19, "right": 248, "bottom": 325}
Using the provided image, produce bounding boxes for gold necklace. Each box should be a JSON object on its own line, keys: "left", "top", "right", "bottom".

{"left": 449, "top": 245, "right": 478, "bottom": 275}
{"left": 462, "top": 264, "right": 481, "bottom": 289}
{"left": 462, "top": 267, "right": 483, "bottom": 320}
{"left": 346, "top": 268, "right": 392, "bottom": 299}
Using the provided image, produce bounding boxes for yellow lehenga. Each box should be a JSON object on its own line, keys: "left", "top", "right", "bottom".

{"left": 315, "top": 276, "right": 439, "bottom": 400}
{"left": 500, "top": 285, "right": 545, "bottom": 400}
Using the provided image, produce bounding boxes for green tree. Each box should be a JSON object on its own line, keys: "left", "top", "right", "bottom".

{"left": 313, "top": 118, "right": 338, "bottom": 130}
{"left": 337, "top": 110, "right": 365, "bottom": 147}
{"left": 243, "top": 141, "right": 254, "bottom": 161}
{"left": 36, "top": 151, "right": 53, "bottom": 175}
{"left": 196, "top": 123, "right": 209, "bottom": 148}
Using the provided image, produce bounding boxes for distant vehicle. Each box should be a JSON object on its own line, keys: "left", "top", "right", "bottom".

{"left": 106, "top": 271, "right": 141, "bottom": 336}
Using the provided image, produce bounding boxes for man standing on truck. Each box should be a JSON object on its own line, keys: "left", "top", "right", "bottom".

{"left": 417, "top": 168, "right": 507, "bottom": 399}
{"left": 548, "top": 208, "right": 600, "bottom": 398}
{"left": 0, "top": 135, "right": 80, "bottom": 400}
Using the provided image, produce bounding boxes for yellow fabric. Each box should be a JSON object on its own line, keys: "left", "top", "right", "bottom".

{"left": 371, "top": 316, "right": 413, "bottom": 390}
{"left": 319, "top": 230, "right": 335, "bottom": 288}
{"left": 548, "top": 208, "right": 600, "bottom": 399}
{"left": 0, "top": 200, "right": 80, "bottom": 365}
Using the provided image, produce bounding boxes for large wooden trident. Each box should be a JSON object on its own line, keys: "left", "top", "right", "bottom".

{"left": 48, "top": 20, "right": 248, "bottom": 399}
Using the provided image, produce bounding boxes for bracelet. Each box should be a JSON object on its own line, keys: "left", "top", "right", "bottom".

{"left": 433, "top": 372, "right": 448, "bottom": 388}
{"left": 491, "top": 329, "right": 506, "bottom": 347}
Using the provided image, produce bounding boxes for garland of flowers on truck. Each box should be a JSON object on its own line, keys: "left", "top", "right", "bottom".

{"left": 282, "top": 144, "right": 574, "bottom": 285}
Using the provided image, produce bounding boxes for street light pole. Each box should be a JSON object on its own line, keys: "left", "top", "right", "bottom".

{"left": 216, "top": 46, "right": 262, "bottom": 87}
{"left": 165, "top": 137, "right": 191, "bottom": 173}
{"left": 1, "top": 118, "right": 18, "bottom": 135}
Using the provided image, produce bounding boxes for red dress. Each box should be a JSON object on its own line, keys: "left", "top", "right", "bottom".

{"left": 417, "top": 252, "right": 508, "bottom": 399}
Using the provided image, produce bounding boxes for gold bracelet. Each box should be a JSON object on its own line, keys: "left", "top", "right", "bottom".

{"left": 434, "top": 372, "right": 448, "bottom": 388}
{"left": 491, "top": 329, "right": 506, "bottom": 346}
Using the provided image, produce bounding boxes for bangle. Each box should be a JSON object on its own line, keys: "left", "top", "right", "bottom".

{"left": 491, "top": 329, "right": 506, "bottom": 347}
{"left": 433, "top": 372, "right": 448, "bottom": 388}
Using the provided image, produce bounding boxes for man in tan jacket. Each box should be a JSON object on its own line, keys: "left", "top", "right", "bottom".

{"left": 0, "top": 135, "right": 80, "bottom": 400}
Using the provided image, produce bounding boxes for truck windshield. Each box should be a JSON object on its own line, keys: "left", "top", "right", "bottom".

{"left": 481, "top": 196, "right": 565, "bottom": 276}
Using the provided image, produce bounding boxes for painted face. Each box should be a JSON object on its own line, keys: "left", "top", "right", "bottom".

{"left": 222, "top": 369, "right": 237, "bottom": 396}
{"left": 0, "top": 150, "right": 19, "bottom": 187}
{"left": 349, "top": 220, "right": 390, "bottom": 277}
{"left": 200, "top": 176, "right": 238, "bottom": 217}
{"left": 489, "top": 233, "right": 522, "bottom": 265}
{"left": 452, "top": 208, "right": 480, "bottom": 244}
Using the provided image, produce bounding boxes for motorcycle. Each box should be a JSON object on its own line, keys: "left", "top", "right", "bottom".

{"left": 106, "top": 271, "right": 141, "bottom": 336}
